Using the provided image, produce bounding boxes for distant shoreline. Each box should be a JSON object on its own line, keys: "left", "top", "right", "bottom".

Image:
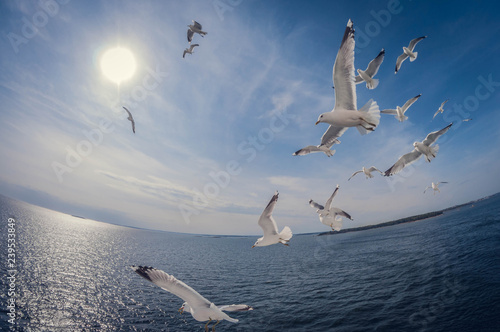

{"left": 315, "top": 194, "right": 497, "bottom": 236}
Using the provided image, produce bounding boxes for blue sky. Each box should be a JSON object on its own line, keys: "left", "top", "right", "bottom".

{"left": 1, "top": 0, "right": 499, "bottom": 235}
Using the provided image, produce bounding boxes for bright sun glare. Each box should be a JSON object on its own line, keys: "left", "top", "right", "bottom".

{"left": 100, "top": 47, "right": 136, "bottom": 84}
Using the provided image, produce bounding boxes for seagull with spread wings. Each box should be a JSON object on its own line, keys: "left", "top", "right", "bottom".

{"left": 131, "top": 266, "right": 253, "bottom": 332}
{"left": 424, "top": 182, "right": 448, "bottom": 194}
{"left": 395, "top": 36, "right": 427, "bottom": 73}
{"left": 183, "top": 44, "right": 199, "bottom": 58}
{"left": 433, "top": 99, "right": 449, "bottom": 119}
{"left": 309, "top": 185, "right": 353, "bottom": 231}
{"left": 252, "top": 191, "right": 292, "bottom": 248}
{"left": 381, "top": 94, "right": 422, "bottom": 122}
{"left": 384, "top": 123, "right": 453, "bottom": 176}
{"left": 348, "top": 166, "right": 383, "bottom": 181}
{"left": 187, "top": 20, "right": 207, "bottom": 43}
{"left": 354, "top": 48, "right": 385, "bottom": 89}
{"left": 122, "top": 107, "right": 135, "bottom": 133}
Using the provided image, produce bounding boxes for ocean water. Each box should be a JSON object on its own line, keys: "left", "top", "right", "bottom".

{"left": 0, "top": 194, "right": 499, "bottom": 331}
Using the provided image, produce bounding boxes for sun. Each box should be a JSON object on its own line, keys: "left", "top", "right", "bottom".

{"left": 100, "top": 47, "right": 136, "bottom": 84}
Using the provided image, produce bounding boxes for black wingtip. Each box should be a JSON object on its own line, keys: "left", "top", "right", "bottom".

{"left": 131, "top": 265, "right": 155, "bottom": 282}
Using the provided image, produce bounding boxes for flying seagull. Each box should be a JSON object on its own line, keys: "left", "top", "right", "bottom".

{"left": 131, "top": 266, "right": 253, "bottom": 332}
{"left": 316, "top": 20, "right": 380, "bottom": 135}
{"left": 123, "top": 107, "right": 135, "bottom": 133}
{"left": 463, "top": 118, "right": 472, "bottom": 122}
{"left": 252, "top": 191, "right": 292, "bottom": 248}
{"left": 384, "top": 123, "right": 453, "bottom": 176}
{"left": 183, "top": 43, "right": 199, "bottom": 58}
{"left": 433, "top": 99, "right": 449, "bottom": 119}
{"left": 187, "top": 20, "right": 207, "bottom": 43}
{"left": 348, "top": 166, "right": 383, "bottom": 181}
{"left": 309, "top": 185, "right": 353, "bottom": 231}
{"left": 424, "top": 182, "right": 448, "bottom": 194}
{"left": 395, "top": 36, "right": 427, "bottom": 73}
{"left": 354, "top": 48, "right": 385, "bottom": 89}
{"left": 381, "top": 94, "right": 422, "bottom": 122}
{"left": 292, "top": 138, "right": 341, "bottom": 157}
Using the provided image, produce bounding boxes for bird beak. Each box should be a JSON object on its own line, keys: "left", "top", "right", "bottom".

{"left": 315, "top": 120, "right": 320, "bottom": 125}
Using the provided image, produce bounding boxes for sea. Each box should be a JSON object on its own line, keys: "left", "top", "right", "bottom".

{"left": 0, "top": 193, "right": 499, "bottom": 331}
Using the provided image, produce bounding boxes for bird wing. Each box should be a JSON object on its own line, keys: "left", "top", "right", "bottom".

{"left": 131, "top": 266, "right": 211, "bottom": 310}
{"left": 123, "top": 106, "right": 133, "bottom": 118}
{"left": 348, "top": 170, "right": 363, "bottom": 181}
{"left": 422, "top": 123, "right": 453, "bottom": 146}
{"left": 354, "top": 75, "right": 364, "bottom": 84}
{"left": 440, "top": 99, "right": 449, "bottom": 108}
{"left": 437, "top": 181, "right": 448, "bottom": 185}
{"left": 309, "top": 199, "right": 324, "bottom": 211}
{"left": 401, "top": 94, "right": 422, "bottom": 113}
{"left": 395, "top": 53, "right": 408, "bottom": 73}
{"left": 423, "top": 186, "right": 431, "bottom": 193}
{"left": 324, "top": 185, "right": 340, "bottom": 211}
{"left": 408, "top": 36, "right": 427, "bottom": 51}
{"left": 219, "top": 304, "right": 253, "bottom": 312}
{"left": 123, "top": 107, "right": 135, "bottom": 133}
{"left": 367, "top": 166, "right": 383, "bottom": 174}
{"left": 293, "top": 145, "right": 322, "bottom": 156}
{"left": 257, "top": 192, "right": 279, "bottom": 236}
{"left": 333, "top": 19, "right": 357, "bottom": 111}
{"left": 183, "top": 50, "right": 187, "bottom": 58}
{"left": 190, "top": 44, "right": 199, "bottom": 51}
{"left": 193, "top": 20, "right": 202, "bottom": 30}
{"left": 384, "top": 149, "right": 423, "bottom": 176}
{"left": 320, "top": 125, "right": 348, "bottom": 148}
{"left": 432, "top": 109, "right": 440, "bottom": 119}
{"left": 381, "top": 109, "right": 397, "bottom": 114}
{"left": 364, "top": 48, "right": 385, "bottom": 77}
{"left": 187, "top": 29, "right": 194, "bottom": 42}
{"left": 331, "top": 207, "right": 353, "bottom": 220}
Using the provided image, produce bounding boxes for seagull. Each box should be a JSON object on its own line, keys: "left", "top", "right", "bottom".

{"left": 131, "top": 266, "right": 253, "bottom": 332}
{"left": 187, "top": 20, "right": 207, "bottom": 43}
{"left": 292, "top": 138, "right": 341, "bottom": 157}
{"left": 252, "top": 191, "right": 292, "bottom": 248}
{"left": 424, "top": 182, "right": 448, "bottom": 194}
{"left": 463, "top": 118, "right": 472, "bottom": 122}
{"left": 309, "top": 185, "right": 353, "bottom": 231}
{"left": 316, "top": 20, "right": 380, "bottom": 136}
{"left": 348, "top": 166, "right": 383, "bottom": 181}
{"left": 433, "top": 99, "right": 449, "bottom": 119}
{"left": 183, "top": 44, "right": 199, "bottom": 58}
{"left": 395, "top": 36, "right": 427, "bottom": 73}
{"left": 384, "top": 123, "right": 453, "bottom": 176}
{"left": 381, "top": 94, "right": 422, "bottom": 122}
{"left": 123, "top": 107, "right": 135, "bottom": 133}
{"left": 354, "top": 48, "right": 385, "bottom": 89}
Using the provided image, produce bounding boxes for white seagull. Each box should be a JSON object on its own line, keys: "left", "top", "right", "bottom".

{"left": 433, "top": 99, "right": 449, "bottom": 119}
{"left": 348, "top": 166, "right": 383, "bottom": 181}
{"left": 463, "top": 118, "right": 472, "bottom": 122}
{"left": 183, "top": 44, "right": 199, "bottom": 58}
{"left": 354, "top": 48, "right": 385, "bottom": 89}
{"left": 316, "top": 20, "right": 380, "bottom": 136}
{"left": 123, "top": 107, "right": 135, "bottom": 133}
{"left": 187, "top": 20, "right": 207, "bottom": 43}
{"left": 131, "top": 266, "right": 253, "bottom": 332}
{"left": 252, "top": 191, "right": 292, "bottom": 248}
{"left": 381, "top": 94, "right": 422, "bottom": 122}
{"left": 395, "top": 36, "right": 427, "bottom": 73}
{"left": 309, "top": 185, "right": 353, "bottom": 231}
{"left": 384, "top": 123, "right": 453, "bottom": 176}
{"left": 424, "top": 182, "right": 448, "bottom": 194}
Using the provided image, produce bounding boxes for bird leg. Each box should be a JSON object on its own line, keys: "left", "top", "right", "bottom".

{"left": 205, "top": 318, "right": 212, "bottom": 332}
{"left": 212, "top": 320, "right": 220, "bottom": 331}
{"left": 361, "top": 117, "right": 377, "bottom": 128}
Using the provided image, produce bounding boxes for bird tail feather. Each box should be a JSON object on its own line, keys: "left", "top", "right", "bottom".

{"left": 367, "top": 78, "right": 379, "bottom": 89}
{"left": 279, "top": 226, "right": 293, "bottom": 242}
{"left": 356, "top": 99, "right": 380, "bottom": 135}
{"left": 410, "top": 52, "right": 418, "bottom": 61}
{"left": 426, "top": 144, "right": 439, "bottom": 162}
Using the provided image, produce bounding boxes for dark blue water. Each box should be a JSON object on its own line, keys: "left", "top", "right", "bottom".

{"left": 1, "top": 194, "right": 499, "bottom": 331}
